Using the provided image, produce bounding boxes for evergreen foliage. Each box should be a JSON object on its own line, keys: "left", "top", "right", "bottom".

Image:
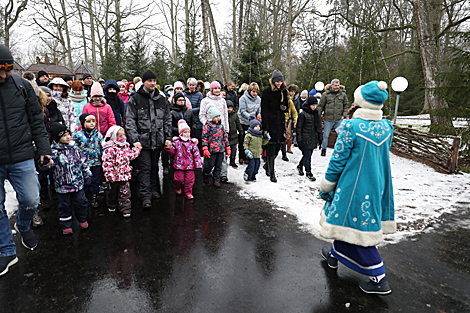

{"left": 150, "top": 45, "right": 172, "bottom": 86}
{"left": 393, "top": 54, "right": 425, "bottom": 116}
{"left": 125, "top": 32, "right": 150, "bottom": 79}
{"left": 231, "top": 24, "right": 272, "bottom": 90}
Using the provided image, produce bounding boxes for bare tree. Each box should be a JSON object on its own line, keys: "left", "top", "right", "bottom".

{"left": 3, "top": 0, "right": 28, "bottom": 49}
{"left": 205, "top": 0, "right": 227, "bottom": 82}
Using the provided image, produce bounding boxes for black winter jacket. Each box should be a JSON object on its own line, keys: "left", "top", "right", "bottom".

{"left": 104, "top": 80, "right": 126, "bottom": 128}
{"left": 228, "top": 110, "right": 244, "bottom": 145}
{"left": 170, "top": 102, "right": 197, "bottom": 137}
{"left": 296, "top": 102, "right": 322, "bottom": 150}
{"left": 47, "top": 99, "right": 65, "bottom": 125}
{"left": 224, "top": 88, "right": 238, "bottom": 110}
{"left": 0, "top": 76, "right": 52, "bottom": 164}
{"left": 261, "top": 79, "right": 289, "bottom": 143}
{"left": 126, "top": 86, "right": 172, "bottom": 149}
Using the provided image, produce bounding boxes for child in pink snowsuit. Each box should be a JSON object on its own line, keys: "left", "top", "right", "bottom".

{"left": 165, "top": 120, "right": 202, "bottom": 199}
{"left": 102, "top": 126, "right": 141, "bottom": 217}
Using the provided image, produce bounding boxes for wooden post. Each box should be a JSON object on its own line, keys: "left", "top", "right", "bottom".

{"left": 449, "top": 137, "right": 461, "bottom": 173}
{"left": 407, "top": 125, "right": 412, "bottom": 153}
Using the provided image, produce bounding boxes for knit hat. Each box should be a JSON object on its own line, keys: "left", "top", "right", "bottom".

{"left": 249, "top": 118, "right": 261, "bottom": 129}
{"left": 0, "top": 45, "right": 14, "bottom": 71}
{"left": 178, "top": 119, "right": 190, "bottom": 134}
{"left": 271, "top": 70, "right": 284, "bottom": 83}
{"left": 79, "top": 113, "right": 95, "bottom": 128}
{"left": 142, "top": 69, "right": 157, "bottom": 83}
{"left": 164, "top": 85, "right": 174, "bottom": 93}
{"left": 210, "top": 81, "right": 220, "bottom": 91}
{"left": 102, "top": 125, "right": 124, "bottom": 149}
{"left": 82, "top": 73, "right": 93, "bottom": 80}
{"left": 226, "top": 100, "right": 234, "bottom": 108}
{"left": 173, "top": 92, "right": 185, "bottom": 104}
{"left": 39, "top": 86, "right": 52, "bottom": 95}
{"left": 309, "top": 89, "right": 317, "bottom": 96}
{"left": 47, "top": 77, "right": 69, "bottom": 89}
{"left": 37, "top": 70, "right": 48, "bottom": 78}
{"left": 300, "top": 90, "right": 308, "bottom": 98}
{"left": 64, "top": 75, "right": 73, "bottom": 82}
{"left": 173, "top": 81, "right": 184, "bottom": 90}
{"left": 98, "top": 78, "right": 105, "bottom": 84}
{"left": 177, "top": 78, "right": 185, "bottom": 84}
{"left": 354, "top": 80, "right": 388, "bottom": 110}
{"left": 49, "top": 122, "right": 69, "bottom": 143}
{"left": 117, "top": 81, "right": 126, "bottom": 88}
{"left": 90, "top": 81, "right": 104, "bottom": 97}
{"left": 307, "top": 96, "right": 318, "bottom": 105}
{"left": 208, "top": 106, "right": 221, "bottom": 120}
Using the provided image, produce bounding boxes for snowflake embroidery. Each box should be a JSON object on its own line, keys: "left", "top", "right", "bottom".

{"left": 365, "top": 195, "right": 369, "bottom": 199}
{"left": 335, "top": 213, "right": 339, "bottom": 218}
{"left": 326, "top": 204, "right": 337, "bottom": 219}
{"left": 353, "top": 217, "right": 357, "bottom": 222}
{"left": 371, "top": 219, "right": 376, "bottom": 224}
{"left": 358, "top": 121, "right": 390, "bottom": 139}
{"left": 360, "top": 201, "right": 371, "bottom": 228}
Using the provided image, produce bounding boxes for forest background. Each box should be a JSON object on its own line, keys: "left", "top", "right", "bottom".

{"left": 1, "top": 0, "right": 469, "bottom": 136}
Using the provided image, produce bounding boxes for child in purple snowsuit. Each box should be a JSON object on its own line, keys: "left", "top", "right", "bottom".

{"left": 165, "top": 120, "right": 202, "bottom": 199}
{"left": 46, "top": 123, "right": 92, "bottom": 235}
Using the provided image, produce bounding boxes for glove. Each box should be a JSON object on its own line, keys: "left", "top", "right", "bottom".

{"left": 225, "top": 147, "right": 231, "bottom": 157}
{"left": 172, "top": 136, "right": 178, "bottom": 141}
{"left": 191, "top": 138, "right": 199, "bottom": 145}
{"left": 85, "top": 176, "right": 92, "bottom": 186}
{"left": 249, "top": 115, "right": 256, "bottom": 121}
{"left": 266, "top": 132, "right": 271, "bottom": 140}
{"left": 317, "top": 132, "right": 323, "bottom": 149}
{"left": 203, "top": 146, "right": 211, "bottom": 158}
{"left": 263, "top": 131, "right": 268, "bottom": 139}
{"left": 245, "top": 150, "right": 253, "bottom": 159}
{"left": 319, "top": 190, "right": 334, "bottom": 203}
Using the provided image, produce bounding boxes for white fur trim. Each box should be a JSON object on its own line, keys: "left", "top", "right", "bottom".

{"left": 354, "top": 85, "right": 383, "bottom": 110}
{"left": 320, "top": 211, "right": 384, "bottom": 247}
{"left": 382, "top": 220, "right": 397, "bottom": 234}
{"left": 352, "top": 108, "right": 383, "bottom": 120}
{"left": 377, "top": 81, "right": 388, "bottom": 91}
{"left": 320, "top": 177, "right": 336, "bottom": 193}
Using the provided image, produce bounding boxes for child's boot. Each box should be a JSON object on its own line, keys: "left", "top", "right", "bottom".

{"left": 90, "top": 194, "right": 99, "bottom": 208}
{"left": 306, "top": 172, "right": 316, "bottom": 181}
{"left": 287, "top": 139, "right": 293, "bottom": 153}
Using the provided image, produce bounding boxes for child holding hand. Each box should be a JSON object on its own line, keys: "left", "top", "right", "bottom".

{"left": 102, "top": 126, "right": 141, "bottom": 217}
{"left": 243, "top": 119, "right": 269, "bottom": 181}
{"left": 202, "top": 107, "right": 230, "bottom": 188}
{"left": 47, "top": 123, "right": 92, "bottom": 235}
{"left": 165, "top": 120, "right": 202, "bottom": 199}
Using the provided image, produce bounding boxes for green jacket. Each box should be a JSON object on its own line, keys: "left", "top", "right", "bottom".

{"left": 243, "top": 133, "right": 269, "bottom": 158}
{"left": 317, "top": 89, "right": 349, "bottom": 121}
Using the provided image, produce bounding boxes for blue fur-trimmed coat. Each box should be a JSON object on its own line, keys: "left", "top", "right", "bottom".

{"left": 319, "top": 108, "right": 396, "bottom": 247}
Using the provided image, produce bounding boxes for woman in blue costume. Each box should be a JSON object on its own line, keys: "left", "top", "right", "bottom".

{"left": 319, "top": 80, "right": 396, "bottom": 295}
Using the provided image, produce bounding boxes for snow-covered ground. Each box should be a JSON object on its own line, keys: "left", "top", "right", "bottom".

{"left": 229, "top": 147, "right": 470, "bottom": 245}
{"left": 396, "top": 114, "right": 469, "bottom": 128}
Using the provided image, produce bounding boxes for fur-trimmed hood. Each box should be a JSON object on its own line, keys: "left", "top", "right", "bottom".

{"left": 325, "top": 84, "right": 346, "bottom": 91}
{"left": 269, "top": 78, "right": 287, "bottom": 92}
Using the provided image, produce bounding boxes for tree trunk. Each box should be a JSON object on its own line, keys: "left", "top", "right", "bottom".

{"left": 59, "top": 0, "right": 73, "bottom": 70}
{"left": 88, "top": 0, "right": 98, "bottom": 76}
{"left": 237, "top": 0, "right": 244, "bottom": 54}
{"left": 185, "top": 0, "right": 190, "bottom": 44}
{"left": 205, "top": 0, "right": 227, "bottom": 83}
{"left": 75, "top": 0, "right": 88, "bottom": 68}
{"left": 412, "top": 0, "right": 451, "bottom": 127}
{"left": 285, "top": 0, "right": 293, "bottom": 84}
{"left": 4, "top": 0, "right": 28, "bottom": 49}
{"left": 201, "top": 0, "right": 208, "bottom": 53}
{"left": 115, "top": 0, "right": 122, "bottom": 77}
{"left": 232, "top": 0, "right": 237, "bottom": 62}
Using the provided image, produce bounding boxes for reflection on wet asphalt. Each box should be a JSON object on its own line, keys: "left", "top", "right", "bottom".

{"left": 1, "top": 173, "right": 470, "bottom": 312}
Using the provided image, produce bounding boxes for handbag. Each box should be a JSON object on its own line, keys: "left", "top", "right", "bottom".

{"left": 284, "top": 119, "right": 293, "bottom": 140}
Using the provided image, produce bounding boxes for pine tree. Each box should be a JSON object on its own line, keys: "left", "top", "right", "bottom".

{"left": 173, "top": 11, "right": 212, "bottom": 82}
{"left": 125, "top": 32, "right": 150, "bottom": 79}
{"left": 231, "top": 24, "right": 272, "bottom": 90}
{"left": 150, "top": 45, "right": 172, "bottom": 86}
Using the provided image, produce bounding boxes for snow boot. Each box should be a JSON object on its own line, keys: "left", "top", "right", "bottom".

{"left": 297, "top": 164, "right": 304, "bottom": 176}
{"left": 306, "top": 172, "right": 316, "bottom": 181}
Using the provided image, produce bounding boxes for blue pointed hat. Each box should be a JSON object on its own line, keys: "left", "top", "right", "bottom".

{"left": 353, "top": 80, "right": 388, "bottom": 110}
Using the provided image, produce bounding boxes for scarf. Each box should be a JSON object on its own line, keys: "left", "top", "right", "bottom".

{"left": 69, "top": 91, "right": 87, "bottom": 103}
{"left": 247, "top": 127, "right": 263, "bottom": 137}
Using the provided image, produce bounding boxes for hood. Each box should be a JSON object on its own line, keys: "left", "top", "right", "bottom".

{"left": 103, "top": 79, "right": 120, "bottom": 95}
{"left": 302, "top": 101, "right": 317, "bottom": 114}
{"left": 269, "top": 78, "right": 287, "bottom": 92}
{"left": 207, "top": 91, "right": 223, "bottom": 101}
{"left": 170, "top": 102, "right": 187, "bottom": 112}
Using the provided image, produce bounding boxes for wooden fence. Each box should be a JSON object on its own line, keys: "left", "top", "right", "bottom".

{"left": 391, "top": 125, "right": 461, "bottom": 173}
{"left": 325, "top": 125, "right": 461, "bottom": 173}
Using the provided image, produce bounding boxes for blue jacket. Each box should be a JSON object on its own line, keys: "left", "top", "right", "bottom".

{"left": 104, "top": 79, "right": 126, "bottom": 128}
{"left": 185, "top": 88, "right": 203, "bottom": 130}
{"left": 319, "top": 108, "right": 395, "bottom": 247}
{"left": 73, "top": 128, "right": 103, "bottom": 167}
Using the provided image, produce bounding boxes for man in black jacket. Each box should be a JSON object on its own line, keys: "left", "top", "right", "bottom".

{"left": 224, "top": 81, "right": 237, "bottom": 111}
{"left": 126, "top": 69, "right": 172, "bottom": 208}
{"left": 0, "top": 45, "right": 52, "bottom": 276}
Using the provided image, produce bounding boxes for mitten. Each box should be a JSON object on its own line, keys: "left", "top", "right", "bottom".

{"left": 319, "top": 190, "right": 334, "bottom": 203}
{"left": 245, "top": 150, "right": 253, "bottom": 159}
{"left": 191, "top": 138, "right": 199, "bottom": 145}
{"left": 203, "top": 146, "right": 211, "bottom": 158}
{"left": 266, "top": 132, "right": 271, "bottom": 140}
{"left": 226, "top": 147, "right": 231, "bottom": 157}
{"left": 172, "top": 136, "right": 178, "bottom": 141}
{"left": 249, "top": 115, "right": 256, "bottom": 121}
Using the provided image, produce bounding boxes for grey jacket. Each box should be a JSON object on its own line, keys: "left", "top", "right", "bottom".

{"left": 0, "top": 75, "right": 51, "bottom": 164}
{"left": 126, "top": 86, "right": 172, "bottom": 150}
{"left": 238, "top": 90, "right": 261, "bottom": 126}
{"left": 317, "top": 89, "right": 349, "bottom": 122}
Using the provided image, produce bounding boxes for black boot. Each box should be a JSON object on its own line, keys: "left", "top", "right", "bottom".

{"left": 306, "top": 172, "right": 316, "bottom": 181}
{"left": 263, "top": 162, "right": 269, "bottom": 176}
{"left": 268, "top": 156, "right": 277, "bottom": 183}
{"left": 297, "top": 164, "right": 304, "bottom": 176}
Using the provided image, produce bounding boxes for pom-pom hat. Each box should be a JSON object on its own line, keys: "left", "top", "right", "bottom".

{"left": 178, "top": 119, "right": 190, "bottom": 134}
{"left": 210, "top": 81, "right": 220, "bottom": 91}
{"left": 354, "top": 80, "right": 388, "bottom": 110}
{"left": 91, "top": 81, "right": 104, "bottom": 97}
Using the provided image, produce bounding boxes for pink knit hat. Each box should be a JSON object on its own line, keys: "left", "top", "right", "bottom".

{"left": 178, "top": 119, "right": 190, "bottom": 134}
{"left": 174, "top": 81, "right": 185, "bottom": 89}
{"left": 91, "top": 82, "right": 104, "bottom": 97}
{"left": 210, "top": 81, "right": 220, "bottom": 91}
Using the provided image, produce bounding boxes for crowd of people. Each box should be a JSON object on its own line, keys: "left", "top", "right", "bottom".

{"left": 0, "top": 44, "right": 396, "bottom": 296}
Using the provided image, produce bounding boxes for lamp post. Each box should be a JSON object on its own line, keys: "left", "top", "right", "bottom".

{"left": 315, "top": 81, "right": 325, "bottom": 92}
{"left": 391, "top": 77, "right": 409, "bottom": 125}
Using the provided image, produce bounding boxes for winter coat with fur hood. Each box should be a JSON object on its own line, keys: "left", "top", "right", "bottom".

{"left": 317, "top": 85, "right": 349, "bottom": 122}
{"left": 260, "top": 79, "right": 289, "bottom": 143}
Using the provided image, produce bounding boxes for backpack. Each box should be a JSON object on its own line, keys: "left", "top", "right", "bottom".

{"left": 11, "top": 73, "right": 33, "bottom": 123}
